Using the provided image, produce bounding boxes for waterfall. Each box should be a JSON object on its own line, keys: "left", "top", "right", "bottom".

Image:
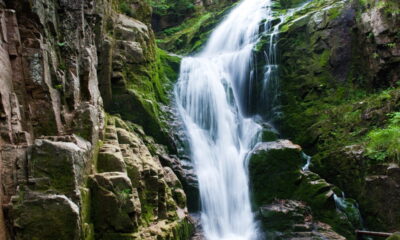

{"left": 175, "top": 0, "right": 274, "bottom": 239}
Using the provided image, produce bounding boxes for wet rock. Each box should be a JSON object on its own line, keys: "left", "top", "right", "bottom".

{"left": 249, "top": 139, "right": 357, "bottom": 237}
{"left": 260, "top": 199, "right": 346, "bottom": 240}
{"left": 249, "top": 140, "right": 303, "bottom": 205}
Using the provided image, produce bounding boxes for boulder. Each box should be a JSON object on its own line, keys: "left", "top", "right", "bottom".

{"left": 361, "top": 164, "right": 400, "bottom": 231}
{"left": 11, "top": 193, "right": 81, "bottom": 240}
{"left": 249, "top": 140, "right": 303, "bottom": 205}
{"left": 249, "top": 139, "right": 358, "bottom": 237}
{"left": 260, "top": 199, "right": 346, "bottom": 240}
{"left": 88, "top": 172, "right": 141, "bottom": 234}
{"left": 97, "top": 143, "right": 127, "bottom": 173}
{"left": 27, "top": 136, "right": 91, "bottom": 202}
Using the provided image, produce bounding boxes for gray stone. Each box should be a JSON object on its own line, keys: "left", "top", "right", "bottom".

{"left": 11, "top": 193, "right": 81, "bottom": 240}
{"left": 88, "top": 172, "right": 141, "bottom": 233}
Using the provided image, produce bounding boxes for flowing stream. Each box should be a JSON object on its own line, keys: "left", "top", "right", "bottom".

{"left": 175, "top": 0, "right": 276, "bottom": 239}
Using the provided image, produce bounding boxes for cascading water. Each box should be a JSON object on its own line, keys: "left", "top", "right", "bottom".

{"left": 175, "top": 0, "right": 276, "bottom": 239}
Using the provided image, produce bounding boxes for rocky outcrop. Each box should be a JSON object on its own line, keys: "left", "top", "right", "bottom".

{"left": 0, "top": 0, "right": 193, "bottom": 239}
{"left": 360, "top": 164, "right": 400, "bottom": 231}
{"left": 91, "top": 116, "right": 193, "bottom": 240}
{"left": 249, "top": 140, "right": 359, "bottom": 238}
{"left": 268, "top": 0, "right": 400, "bottom": 231}
{"left": 150, "top": 0, "right": 238, "bottom": 33}
{"left": 260, "top": 199, "right": 346, "bottom": 239}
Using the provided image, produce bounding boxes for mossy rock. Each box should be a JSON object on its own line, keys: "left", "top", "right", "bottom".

{"left": 249, "top": 140, "right": 303, "bottom": 206}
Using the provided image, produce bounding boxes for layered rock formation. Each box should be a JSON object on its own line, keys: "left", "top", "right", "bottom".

{"left": 0, "top": 0, "right": 193, "bottom": 239}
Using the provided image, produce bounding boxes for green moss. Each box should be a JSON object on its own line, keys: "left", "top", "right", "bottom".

{"left": 249, "top": 146, "right": 304, "bottom": 206}
{"left": 81, "top": 187, "right": 95, "bottom": 240}
{"left": 157, "top": 3, "right": 237, "bottom": 54}
{"left": 147, "top": 0, "right": 195, "bottom": 20}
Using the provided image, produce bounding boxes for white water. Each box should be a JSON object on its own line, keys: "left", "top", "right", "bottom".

{"left": 175, "top": 0, "right": 274, "bottom": 239}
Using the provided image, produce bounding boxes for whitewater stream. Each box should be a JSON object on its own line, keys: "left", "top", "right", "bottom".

{"left": 175, "top": 0, "right": 278, "bottom": 239}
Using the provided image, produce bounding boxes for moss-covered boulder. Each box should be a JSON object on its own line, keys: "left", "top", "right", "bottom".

{"left": 249, "top": 140, "right": 303, "bottom": 205}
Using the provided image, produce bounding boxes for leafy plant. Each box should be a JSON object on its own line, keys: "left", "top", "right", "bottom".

{"left": 366, "top": 112, "right": 400, "bottom": 162}
{"left": 386, "top": 43, "right": 396, "bottom": 49}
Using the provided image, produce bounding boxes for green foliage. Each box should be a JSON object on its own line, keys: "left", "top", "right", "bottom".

{"left": 147, "top": 0, "right": 195, "bottom": 17}
{"left": 386, "top": 43, "right": 396, "bottom": 49}
{"left": 366, "top": 112, "right": 400, "bottom": 162}
{"left": 117, "top": 188, "right": 132, "bottom": 202}
{"left": 156, "top": 2, "right": 237, "bottom": 54}
{"left": 119, "top": 1, "right": 135, "bottom": 17}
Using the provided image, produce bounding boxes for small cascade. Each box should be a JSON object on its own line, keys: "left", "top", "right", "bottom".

{"left": 301, "top": 152, "right": 312, "bottom": 171}
{"left": 333, "top": 192, "right": 363, "bottom": 229}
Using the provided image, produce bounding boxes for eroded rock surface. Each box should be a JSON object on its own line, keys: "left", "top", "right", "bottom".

{"left": 0, "top": 0, "right": 193, "bottom": 239}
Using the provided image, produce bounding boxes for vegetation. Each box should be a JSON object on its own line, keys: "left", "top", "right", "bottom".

{"left": 366, "top": 112, "right": 400, "bottom": 163}
{"left": 147, "top": 0, "right": 196, "bottom": 18}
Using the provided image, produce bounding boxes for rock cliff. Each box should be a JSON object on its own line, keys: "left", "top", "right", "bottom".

{"left": 0, "top": 0, "right": 193, "bottom": 239}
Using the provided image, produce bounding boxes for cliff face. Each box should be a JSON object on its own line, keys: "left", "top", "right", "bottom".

{"left": 274, "top": 0, "right": 400, "bottom": 231}
{"left": 0, "top": 0, "right": 193, "bottom": 239}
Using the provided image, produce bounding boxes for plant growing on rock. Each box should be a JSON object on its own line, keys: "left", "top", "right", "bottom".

{"left": 366, "top": 112, "right": 400, "bottom": 163}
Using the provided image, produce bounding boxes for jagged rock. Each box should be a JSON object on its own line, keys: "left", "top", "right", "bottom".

{"left": 71, "top": 102, "right": 104, "bottom": 145}
{"left": 0, "top": 0, "right": 192, "bottom": 239}
{"left": 89, "top": 172, "right": 141, "bottom": 234}
{"left": 11, "top": 193, "right": 81, "bottom": 240}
